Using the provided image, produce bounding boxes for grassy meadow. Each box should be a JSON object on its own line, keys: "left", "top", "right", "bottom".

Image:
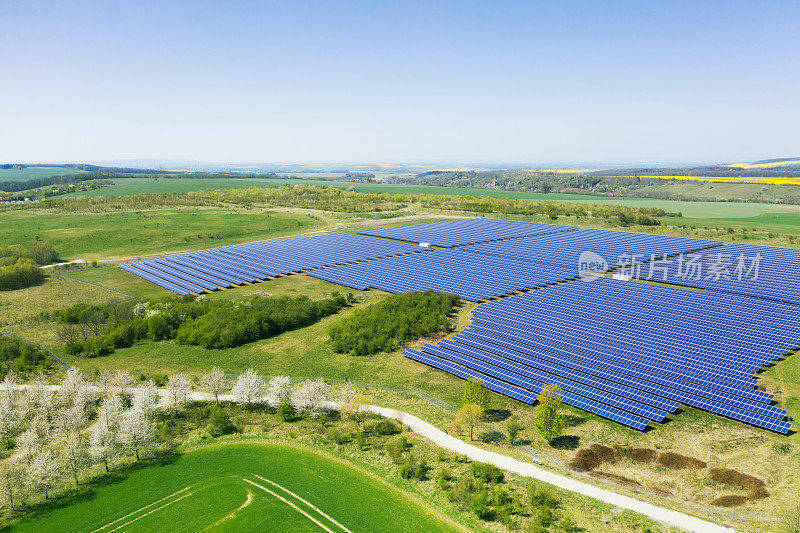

{"left": 0, "top": 209, "right": 325, "bottom": 260}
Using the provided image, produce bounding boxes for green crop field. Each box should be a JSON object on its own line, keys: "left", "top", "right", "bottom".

{"left": 0, "top": 209, "right": 324, "bottom": 260}
{"left": 0, "top": 166, "right": 83, "bottom": 182}
{"left": 10, "top": 443, "right": 459, "bottom": 533}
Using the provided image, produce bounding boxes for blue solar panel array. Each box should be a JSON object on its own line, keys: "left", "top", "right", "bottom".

{"left": 116, "top": 217, "right": 797, "bottom": 433}
{"left": 117, "top": 233, "right": 427, "bottom": 295}
{"left": 460, "top": 228, "right": 722, "bottom": 269}
{"left": 628, "top": 243, "right": 800, "bottom": 306}
{"left": 357, "top": 217, "right": 576, "bottom": 247}
{"left": 307, "top": 248, "right": 579, "bottom": 301}
{"left": 407, "top": 278, "right": 795, "bottom": 433}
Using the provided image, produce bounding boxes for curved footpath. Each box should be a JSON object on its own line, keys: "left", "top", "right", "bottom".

{"left": 13, "top": 385, "right": 732, "bottom": 532}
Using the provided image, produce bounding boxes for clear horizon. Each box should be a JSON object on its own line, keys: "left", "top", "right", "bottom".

{"left": 1, "top": 1, "right": 798, "bottom": 164}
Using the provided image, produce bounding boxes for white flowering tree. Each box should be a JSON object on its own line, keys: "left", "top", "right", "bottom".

{"left": 200, "top": 367, "right": 227, "bottom": 404}
{"left": 0, "top": 396, "right": 19, "bottom": 447}
{"left": 90, "top": 422, "right": 119, "bottom": 472}
{"left": 337, "top": 381, "right": 357, "bottom": 405}
{"left": 97, "top": 394, "right": 124, "bottom": 433}
{"left": 120, "top": 408, "right": 156, "bottom": 461}
{"left": 0, "top": 458, "right": 21, "bottom": 511}
{"left": 58, "top": 367, "right": 88, "bottom": 407}
{"left": 290, "top": 379, "right": 330, "bottom": 418}
{"left": 16, "top": 428, "right": 41, "bottom": 465}
{"left": 113, "top": 370, "right": 135, "bottom": 397}
{"left": 165, "top": 374, "right": 192, "bottom": 413}
{"left": 0, "top": 371, "right": 18, "bottom": 403}
{"left": 231, "top": 369, "right": 264, "bottom": 408}
{"left": 63, "top": 433, "right": 91, "bottom": 485}
{"left": 57, "top": 401, "right": 88, "bottom": 435}
{"left": 27, "top": 373, "right": 56, "bottom": 423}
{"left": 132, "top": 381, "right": 160, "bottom": 418}
{"left": 29, "top": 449, "right": 62, "bottom": 499}
{"left": 266, "top": 376, "right": 292, "bottom": 407}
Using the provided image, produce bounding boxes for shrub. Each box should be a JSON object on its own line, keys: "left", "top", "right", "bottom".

{"left": 471, "top": 462, "right": 504, "bottom": 484}
{"left": 528, "top": 486, "right": 560, "bottom": 509}
{"left": 328, "top": 290, "right": 460, "bottom": 355}
{"left": 567, "top": 444, "right": 618, "bottom": 472}
{"left": 470, "top": 490, "right": 495, "bottom": 520}
{"left": 366, "top": 419, "right": 401, "bottom": 436}
{"left": 277, "top": 400, "right": 296, "bottom": 422}
{"left": 207, "top": 407, "right": 236, "bottom": 437}
{"left": 436, "top": 468, "right": 452, "bottom": 490}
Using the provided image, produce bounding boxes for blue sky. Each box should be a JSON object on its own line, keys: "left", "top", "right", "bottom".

{"left": 1, "top": 1, "right": 798, "bottom": 165}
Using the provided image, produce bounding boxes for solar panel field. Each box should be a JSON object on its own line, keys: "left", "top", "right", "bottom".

{"left": 116, "top": 217, "right": 800, "bottom": 435}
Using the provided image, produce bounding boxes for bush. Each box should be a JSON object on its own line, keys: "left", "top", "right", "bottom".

{"left": 277, "top": 401, "right": 296, "bottom": 422}
{"left": 528, "top": 486, "right": 560, "bottom": 509}
{"left": 328, "top": 290, "right": 460, "bottom": 355}
{"left": 470, "top": 490, "right": 495, "bottom": 520}
{"left": 366, "top": 419, "right": 401, "bottom": 436}
{"left": 471, "top": 462, "right": 504, "bottom": 484}
{"left": 207, "top": 407, "right": 236, "bottom": 437}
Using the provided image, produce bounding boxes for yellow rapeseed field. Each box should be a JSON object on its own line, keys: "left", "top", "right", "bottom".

{"left": 623, "top": 175, "right": 800, "bottom": 185}
{"left": 725, "top": 160, "right": 800, "bottom": 169}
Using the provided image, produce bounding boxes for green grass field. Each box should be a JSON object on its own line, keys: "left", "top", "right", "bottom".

{"left": 9, "top": 443, "right": 459, "bottom": 533}
{"left": 0, "top": 166, "right": 83, "bottom": 182}
{"left": 0, "top": 210, "right": 324, "bottom": 260}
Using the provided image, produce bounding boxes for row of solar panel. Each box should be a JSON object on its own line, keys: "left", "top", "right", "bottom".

{"left": 117, "top": 233, "right": 429, "bottom": 294}
{"left": 357, "top": 217, "right": 577, "bottom": 247}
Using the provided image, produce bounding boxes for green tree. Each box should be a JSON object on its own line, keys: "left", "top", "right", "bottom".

{"left": 463, "top": 378, "right": 489, "bottom": 410}
{"left": 535, "top": 384, "right": 563, "bottom": 444}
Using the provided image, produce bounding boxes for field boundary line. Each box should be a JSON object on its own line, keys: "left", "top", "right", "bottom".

{"left": 91, "top": 486, "right": 191, "bottom": 532}
{"left": 252, "top": 473, "right": 351, "bottom": 533}
{"left": 103, "top": 491, "right": 193, "bottom": 533}
{"left": 243, "top": 478, "right": 336, "bottom": 533}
